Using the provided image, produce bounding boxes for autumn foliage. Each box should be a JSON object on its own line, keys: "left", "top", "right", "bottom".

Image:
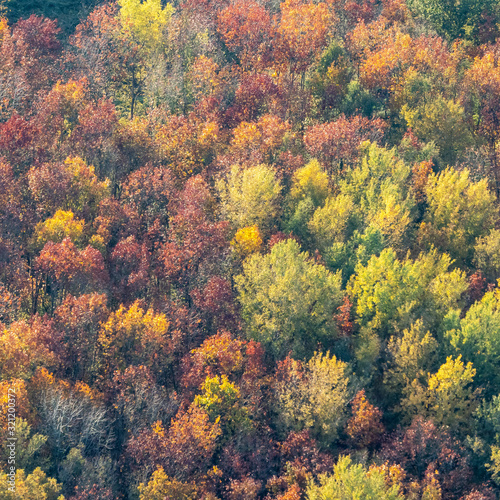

{"left": 1, "top": 0, "right": 500, "bottom": 498}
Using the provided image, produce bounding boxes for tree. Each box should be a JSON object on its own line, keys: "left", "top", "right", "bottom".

{"left": 308, "top": 41, "right": 352, "bottom": 120}
{"left": 111, "top": 365, "right": 177, "bottom": 437}
{"left": 68, "top": 3, "right": 128, "bottom": 102}
{"left": 156, "top": 113, "right": 221, "bottom": 179}
{"left": 138, "top": 466, "right": 197, "bottom": 500}
{"left": 160, "top": 176, "right": 230, "bottom": 299}
{"left": 290, "top": 159, "right": 330, "bottom": 208}
{"left": 217, "top": 163, "right": 282, "bottom": 234}
{"left": 274, "top": 352, "right": 351, "bottom": 446}
{"left": 306, "top": 455, "right": 404, "bottom": 500}
{"left": 216, "top": 1, "right": 273, "bottom": 71}
{"left": 346, "top": 389, "right": 384, "bottom": 448}
{"left": 92, "top": 197, "right": 140, "bottom": 253}
{"left": 180, "top": 332, "right": 267, "bottom": 420}
{"left": 53, "top": 293, "right": 109, "bottom": 383}
{"left": 304, "top": 117, "right": 386, "bottom": 173}
{"left": 181, "top": 331, "right": 245, "bottom": 388}
{"left": 69, "top": 98, "right": 120, "bottom": 179}
{"left": 118, "top": 0, "right": 173, "bottom": 50}
{"left": 462, "top": 49, "right": 500, "bottom": 194}
{"left": 401, "top": 355, "right": 479, "bottom": 432}
{"left": 446, "top": 288, "right": 500, "bottom": 394}
{"left": 33, "top": 238, "right": 108, "bottom": 313}
{"left": 69, "top": 484, "right": 114, "bottom": 500}
{"left": 418, "top": 168, "right": 497, "bottom": 267}
{"left": 384, "top": 319, "right": 438, "bottom": 403}
{"left": 0, "top": 318, "right": 58, "bottom": 380}
{"left": 382, "top": 417, "right": 473, "bottom": 498}
{"left": 274, "top": 0, "right": 331, "bottom": 82}
{"left": 194, "top": 374, "right": 250, "bottom": 435}
{"left": 474, "top": 229, "right": 500, "bottom": 282}
{"left": 96, "top": 301, "right": 171, "bottom": 378}
{"left": 285, "top": 159, "right": 331, "bottom": 244}
{"left": 0, "top": 417, "right": 48, "bottom": 473}
{"left": 109, "top": 235, "right": 150, "bottom": 303}
{"left": 29, "top": 78, "right": 90, "bottom": 163}
{"left": 225, "top": 73, "right": 279, "bottom": 125}
{"left": 121, "top": 165, "right": 175, "bottom": 238}
{"left": 30, "top": 368, "right": 114, "bottom": 467}
{"left": 347, "top": 248, "right": 467, "bottom": 337}
{"left": 28, "top": 157, "right": 110, "bottom": 221}
{"left": 31, "top": 210, "right": 85, "bottom": 251}
{"left": 308, "top": 194, "right": 358, "bottom": 253}
{"left": 228, "top": 114, "right": 291, "bottom": 165}
{"left": 340, "top": 143, "right": 413, "bottom": 229}
{"left": 127, "top": 405, "right": 221, "bottom": 482}
{"left": 235, "top": 239, "right": 343, "bottom": 359}
{"left": 231, "top": 226, "right": 263, "bottom": 259}
{"left": 0, "top": 15, "right": 62, "bottom": 119}
{"left": 117, "top": 0, "right": 175, "bottom": 118}
{"left": 407, "top": 0, "right": 496, "bottom": 40}
{"left": 0, "top": 467, "right": 63, "bottom": 500}
{"left": 401, "top": 95, "right": 472, "bottom": 166}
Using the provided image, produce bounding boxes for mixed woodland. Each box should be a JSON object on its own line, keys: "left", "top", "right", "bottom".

{"left": 3, "top": 0, "right": 500, "bottom": 498}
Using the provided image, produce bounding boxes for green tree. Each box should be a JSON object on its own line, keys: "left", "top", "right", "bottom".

{"left": 308, "top": 193, "right": 358, "bottom": 253}
{"left": 275, "top": 352, "right": 351, "bottom": 446}
{"left": 475, "top": 394, "right": 500, "bottom": 445}
{"left": 306, "top": 455, "right": 404, "bottom": 500}
{"left": 384, "top": 319, "right": 439, "bottom": 401}
{"left": 116, "top": 0, "right": 175, "bottom": 118}
{"left": 474, "top": 229, "right": 500, "bottom": 282}
{"left": 418, "top": 167, "right": 497, "bottom": 267}
{"left": 407, "top": 0, "right": 496, "bottom": 41}
{"left": 339, "top": 143, "right": 412, "bottom": 218}
{"left": 235, "top": 239, "right": 343, "bottom": 359}
{"left": 194, "top": 375, "right": 250, "bottom": 434}
{"left": 347, "top": 248, "right": 467, "bottom": 338}
{"left": 6, "top": 418, "right": 48, "bottom": 472}
{"left": 446, "top": 288, "right": 500, "bottom": 394}
{"left": 290, "top": 159, "right": 330, "bottom": 208}
{"left": 401, "top": 355, "right": 478, "bottom": 431}
{"left": 323, "top": 226, "right": 385, "bottom": 286}
{"left": 401, "top": 94, "right": 472, "bottom": 166}
{"left": 286, "top": 159, "right": 331, "bottom": 244}
{"left": 338, "top": 143, "right": 414, "bottom": 252}
{"left": 217, "top": 164, "right": 282, "bottom": 235}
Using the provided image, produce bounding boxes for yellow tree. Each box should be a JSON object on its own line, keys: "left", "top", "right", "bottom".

{"left": 401, "top": 355, "right": 479, "bottom": 432}
{"left": 139, "top": 467, "right": 197, "bottom": 500}
{"left": 117, "top": 0, "right": 175, "bottom": 117}
{"left": 0, "top": 468, "right": 63, "bottom": 500}
{"left": 97, "top": 301, "right": 170, "bottom": 377}
{"left": 217, "top": 164, "right": 282, "bottom": 235}
{"left": 31, "top": 210, "right": 85, "bottom": 252}
{"left": 418, "top": 167, "right": 497, "bottom": 267}
{"left": 275, "top": 352, "right": 351, "bottom": 445}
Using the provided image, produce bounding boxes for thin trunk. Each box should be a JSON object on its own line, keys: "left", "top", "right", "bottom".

{"left": 130, "top": 68, "right": 136, "bottom": 120}
{"left": 492, "top": 140, "right": 500, "bottom": 197}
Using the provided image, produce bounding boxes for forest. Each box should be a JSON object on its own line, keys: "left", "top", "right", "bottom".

{"left": 2, "top": 0, "right": 500, "bottom": 498}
